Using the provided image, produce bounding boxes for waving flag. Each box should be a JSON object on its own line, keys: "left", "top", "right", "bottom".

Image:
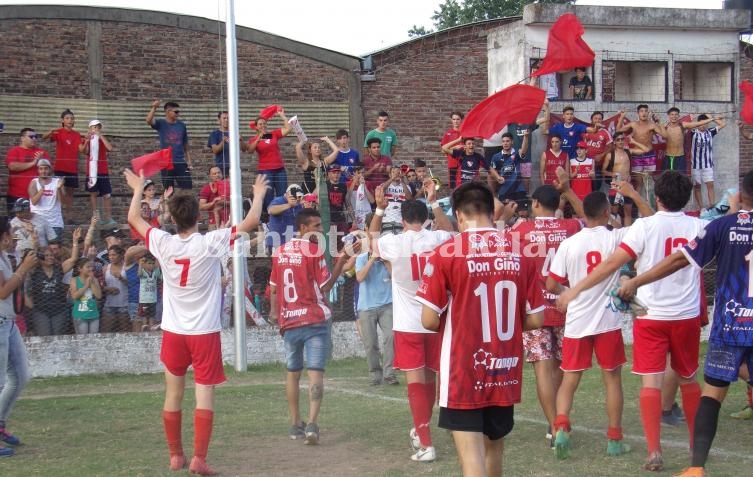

{"left": 532, "top": 13, "right": 595, "bottom": 78}
{"left": 131, "top": 148, "right": 173, "bottom": 178}
{"left": 461, "top": 84, "right": 546, "bottom": 139}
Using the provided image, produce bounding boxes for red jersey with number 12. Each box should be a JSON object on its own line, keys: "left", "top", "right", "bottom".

{"left": 269, "top": 238, "right": 332, "bottom": 332}
{"left": 416, "top": 227, "right": 546, "bottom": 409}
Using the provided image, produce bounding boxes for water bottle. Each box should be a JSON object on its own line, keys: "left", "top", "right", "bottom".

{"left": 613, "top": 173, "right": 624, "bottom": 205}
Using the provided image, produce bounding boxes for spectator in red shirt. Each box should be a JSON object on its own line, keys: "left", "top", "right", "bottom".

{"left": 583, "top": 111, "right": 614, "bottom": 192}
{"left": 362, "top": 137, "right": 392, "bottom": 193}
{"left": 247, "top": 108, "right": 292, "bottom": 210}
{"left": 199, "top": 166, "right": 230, "bottom": 230}
{"left": 440, "top": 111, "right": 464, "bottom": 189}
{"left": 43, "top": 109, "right": 81, "bottom": 223}
{"left": 5, "top": 128, "right": 49, "bottom": 215}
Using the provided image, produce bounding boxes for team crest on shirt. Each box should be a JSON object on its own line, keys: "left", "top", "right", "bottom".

{"left": 466, "top": 160, "right": 474, "bottom": 167}
{"left": 468, "top": 233, "right": 487, "bottom": 249}
{"left": 686, "top": 239, "right": 697, "bottom": 250}
{"left": 737, "top": 212, "right": 751, "bottom": 225}
{"left": 422, "top": 263, "right": 434, "bottom": 277}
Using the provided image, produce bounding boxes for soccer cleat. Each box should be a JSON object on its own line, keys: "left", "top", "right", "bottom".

{"left": 384, "top": 375, "right": 400, "bottom": 385}
{"left": 289, "top": 421, "right": 305, "bottom": 440}
{"left": 0, "top": 446, "right": 14, "bottom": 457}
{"left": 671, "top": 402, "right": 685, "bottom": 421}
{"left": 369, "top": 378, "right": 382, "bottom": 386}
{"left": 188, "top": 456, "right": 218, "bottom": 476}
{"left": 554, "top": 430, "right": 571, "bottom": 460}
{"left": 662, "top": 410, "right": 683, "bottom": 427}
{"left": 303, "top": 422, "right": 319, "bottom": 445}
{"left": 411, "top": 446, "right": 436, "bottom": 462}
{"left": 730, "top": 405, "right": 753, "bottom": 420}
{"left": 673, "top": 467, "right": 704, "bottom": 477}
{"left": 643, "top": 451, "right": 664, "bottom": 472}
{"left": 0, "top": 429, "right": 20, "bottom": 446}
{"left": 606, "top": 439, "right": 631, "bottom": 456}
{"left": 169, "top": 454, "right": 186, "bottom": 471}
{"left": 409, "top": 427, "right": 421, "bottom": 451}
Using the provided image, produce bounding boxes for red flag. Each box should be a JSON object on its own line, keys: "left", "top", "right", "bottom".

{"left": 532, "top": 13, "right": 595, "bottom": 78}
{"left": 741, "top": 81, "right": 753, "bottom": 124}
{"left": 461, "top": 84, "right": 546, "bottom": 139}
{"left": 131, "top": 148, "right": 173, "bottom": 178}
{"left": 258, "top": 104, "right": 281, "bottom": 120}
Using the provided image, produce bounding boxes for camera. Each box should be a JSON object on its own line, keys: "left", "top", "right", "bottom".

{"left": 288, "top": 186, "right": 304, "bottom": 199}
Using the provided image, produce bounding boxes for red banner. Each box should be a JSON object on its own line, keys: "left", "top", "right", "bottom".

{"left": 531, "top": 13, "right": 595, "bottom": 78}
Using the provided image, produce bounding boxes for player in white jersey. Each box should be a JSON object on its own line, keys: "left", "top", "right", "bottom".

{"left": 125, "top": 168, "right": 268, "bottom": 476}
{"left": 557, "top": 171, "right": 706, "bottom": 472}
{"left": 546, "top": 191, "right": 630, "bottom": 459}
{"left": 370, "top": 178, "right": 453, "bottom": 462}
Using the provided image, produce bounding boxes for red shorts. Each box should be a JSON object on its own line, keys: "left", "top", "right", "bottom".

{"left": 393, "top": 331, "right": 440, "bottom": 372}
{"left": 561, "top": 329, "right": 626, "bottom": 372}
{"left": 632, "top": 317, "right": 700, "bottom": 378}
{"left": 160, "top": 330, "right": 226, "bottom": 386}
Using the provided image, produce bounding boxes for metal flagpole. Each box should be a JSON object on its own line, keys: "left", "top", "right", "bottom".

{"left": 225, "top": 0, "right": 247, "bottom": 372}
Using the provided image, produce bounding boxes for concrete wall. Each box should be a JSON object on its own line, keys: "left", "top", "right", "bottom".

{"left": 24, "top": 322, "right": 364, "bottom": 378}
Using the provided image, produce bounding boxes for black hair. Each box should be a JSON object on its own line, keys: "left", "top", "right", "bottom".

{"left": 61, "top": 109, "right": 74, "bottom": 119}
{"left": 450, "top": 111, "right": 464, "bottom": 120}
{"left": 697, "top": 114, "right": 709, "bottom": 121}
{"left": 295, "top": 208, "right": 321, "bottom": 229}
{"left": 217, "top": 111, "right": 227, "bottom": 118}
{"left": 401, "top": 200, "right": 429, "bottom": 225}
{"left": 20, "top": 128, "right": 34, "bottom": 137}
{"left": 378, "top": 111, "right": 389, "bottom": 118}
{"left": 583, "top": 191, "right": 610, "bottom": 219}
{"left": 575, "top": 67, "right": 586, "bottom": 72}
{"left": 531, "top": 185, "right": 561, "bottom": 211}
{"left": 501, "top": 132, "right": 514, "bottom": 140}
{"left": 335, "top": 129, "right": 349, "bottom": 139}
{"left": 366, "top": 137, "right": 382, "bottom": 147}
{"left": 549, "top": 133, "right": 562, "bottom": 142}
{"left": 0, "top": 216, "right": 10, "bottom": 237}
{"left": 164, "top": 101, "right": 180, "bottom": 111}
{"left": 742, "top": 170, "right": 753, "bottom": 205}
{"left": 562, "top": 106, "right": 574, "bottom": 113}
{"left": 667, "top": 107, "right": 680, "bottom": 115}
{"left": 637, "top": 104, "right": 649, "bottom": 111}
{"left": 591, "top": 111, "right": 604, "bottom": 120}
{"left": 414, "top": 159, "right": 427, "bottom": 168}
{"left": 654, "top": 171, "right": 692, "bottom": 212}
{"left": 451, "top": 182, "right": 494, "bottom": 218}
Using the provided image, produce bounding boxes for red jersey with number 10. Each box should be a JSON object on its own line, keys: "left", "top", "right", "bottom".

{"left": 416, "top": 227, "right": 546, "bottom": 409}
{"left": 269, "top": 238, "right": 332, "bottom": 333}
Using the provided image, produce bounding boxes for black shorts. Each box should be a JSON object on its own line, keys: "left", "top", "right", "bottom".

{"left": 161, "top": 162, "right": 193, "bottom": 190}
{"left": 85, "top": 175, "right": 112, "bottom": 196}
{"left": 138, "top": 303, "right": 156, "bottom": 320}
{"left": 55, "top": 170, "right": 79, "bottom": 189}
{"left": 438, "top": 405, "right": 514, "bottom": 441}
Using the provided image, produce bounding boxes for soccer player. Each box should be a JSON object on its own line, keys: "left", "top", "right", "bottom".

{"left": 269, "top": 209, "right": 358, "bottom": 445}
{"left": 370, "top": 179, "right": 453, "bottom": 462}
{"left": 546, "top": 191, "right": 631, "bottom": 459}
{"left": 125, "top": 168, "right": 269, "bottom": 476}
{"left": 557, "top": 171, "right": 705, "bottom": 472}
{"left": 417, "top": 182, "right": 546, "bottom": 477}
{"left": 616, "top": 170, "right": 753, "bottom": 477}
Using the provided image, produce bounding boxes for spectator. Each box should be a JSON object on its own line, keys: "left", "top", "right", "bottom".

{"left": 10, "top": 199, "right": 56, "bottom": 257}
{"left": 265, "top": 184, "right": 304, "bottom": 255}
{"left": 0, "top": 216, "right": 37, "bottom": 457}
{"left": 661, "top": 107, "right": 689, "bottom": 173}
{"left": 615, "top": 105, "right": 664, "bottom": 195}
{"left": 507, "top": 122, "right": 537, "bottom": 193}
{"left": 570, "top": 141, "right": 595, "bottom": 202}
{"left": 362, "top": 137, "right": 392, "bottom": 193}
{"left": 380, "top": 166, "right": 414, "bottom": 233}
{"left": 583, "top": 111, "right": 613, "bottom": 192}
{"left": 146, "top": 100, "right": 194, "bottom": 190}
{"left": 440, "top": 111, "right": 464, "bottom": 189}
{"left": 441, "top": 137, "right": 488, "bottom": 186}
{"left": 689, "top": 114, "right": 726, "bottom": 210}
{"left": 138, "top": 253, "right": 162, "bottom": 332}
{"left": 295, "top": 137, "right": 338, "bottom": 194}
{"left": 28, "top": 159, "right": 64, "bottom": 239}
{"left": 79, "top": 119, "right": 115, "bottom": 225}
{"left": 5, "top": 128, "right": 49, "bottom": 214}
{"left": 102, "top": 245, "right": 130, "bottom": 333}
{"left": 141, "top": 179, "right": 168, "bottom": 229}
{"left": 70, "top": 257, "right": 102, "bottom": 334}
{"left": 569, "top": 67, "right": 593, "bottom": 100}
{"left": 124, "top": 244, "right": 147, "bottom": 332}
{"left": 489, "top": 132, "right": 528, "bottom": 204}
{"left": 198, "top": 166, "right": 230, "bottom": 231}
{"left": 548, "top": 106, "right": 588, "bottom": 159}
{"left": 247, "top": 107, "right": 292, "bottom": 210}
{"left": 325, "top": 165, "right": 351, "bottom": 239}
{"left": 409, "top": 160, "right": 428, "bottom": 200}
{"left": 334, "top": 129, "right": 361, "bottom": 182}
{"left": 25, "top": 228, "right": 81, "bottom": 336}
{"left": 540, "top": 134, "right": 568, "bottom": 187}
{"left": 207, "top": 111, "right": 243, "bottom": 177}
{"left": 95, "top": 227, "right": 125, "bottom": 264}
{"left": 355, "top": 243, "right": 396, "bottom": 386}
{"left": 532, "top": 59, "right": 559, "bottom": 101}
{"left": 43, "top": 109, "right": 81, "bottom": 223}
{"left": 364, "top": 111, "right": 398, "bottom": 159}
{"left": 348, "top": 168, "right": 374, "bottom": 231}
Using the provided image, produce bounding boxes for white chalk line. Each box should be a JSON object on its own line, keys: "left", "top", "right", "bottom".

{"left": 326, "top": 383, "right": 753, "bottom": 462}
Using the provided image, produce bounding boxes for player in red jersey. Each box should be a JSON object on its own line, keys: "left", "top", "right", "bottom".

{"left": 270, "top": 209, "right": 358, "bottom": 446}
{"left": 418, "top": 181, "right": 545, "bottom": 477}
{"left": 126, "top": 168, "right": 268, "bottom": 476}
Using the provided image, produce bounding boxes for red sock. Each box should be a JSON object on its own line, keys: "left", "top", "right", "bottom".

{"left": 423, "top": 382, "right": 436, "bottom": 445}
{"left": 607, "top": 426, "right": 623, "bottom": 441}
{"left": 747, "top": 385, "right": 753, "bottom": 407}
{"left": 554, "top": 414, "right": 571, "bottom": 433}
{"left": 639, "top": 388, "right": 662, "bottom": 454}
{"left": 408, "top": 383, "right": 431, "bottom": 447}
{"left": 193, "top": 409, "right": 214, "bottom": 460}
{"left": 162, "top": 410, "right": 183, "bottom": 457}
{"left": 680, "top": 381, "right": 702, "bottom": 446}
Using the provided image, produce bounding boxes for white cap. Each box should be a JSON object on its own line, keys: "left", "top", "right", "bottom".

{"left": 88, "top": 119, "right": 102, "bottom": 127}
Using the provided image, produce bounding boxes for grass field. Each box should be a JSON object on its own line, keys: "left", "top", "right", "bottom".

{"left": 2, "top": 347, "right": 752, "bottom": 476}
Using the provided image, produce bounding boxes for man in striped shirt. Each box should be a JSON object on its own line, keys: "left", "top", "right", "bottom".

{"left": 689, "top": 115, "right": 726, "bottom": 210}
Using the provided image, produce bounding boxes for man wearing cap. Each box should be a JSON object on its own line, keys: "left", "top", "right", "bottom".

{"left": 266, "top": 184, "right": 304, "bottom": 255}
{"left": 5, "top": 128, "right": 50, "bottom": 215}
{"left": 10, "top": 198, "right": 56, "bottom": 257}
{"left": 569, "top": 141, "right": 595, "bottom": 202}
{"left": 146, "top": 100, "right": 194, "bottom": 190}
{"left": 79, "top": 119, "right": 115, "bottom": 225}
{"left": 96, "top": 227, "right": 125, "bottom": 264}
{"left": 28, "top": 159, "right": 65, "bottom": 239}
{"left": 43, "top": 109, "right": 82, "bottom": 223}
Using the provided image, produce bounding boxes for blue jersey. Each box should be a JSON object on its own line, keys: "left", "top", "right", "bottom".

{"left": 335, "top": 149, "right": 361, "bottom": 182}
{"left": 548, "top": 122, "right": 587, "bottom": 158}
{"left": 683, "top": 211, "right": 753, "bottom": 346}
{"left": 452, "top": 150, "right": 487, "bottom": 184}
{"left": 490, "top": 149, "right": 525, "bottom": 200}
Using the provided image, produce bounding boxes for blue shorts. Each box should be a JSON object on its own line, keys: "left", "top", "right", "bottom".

{"left": 704, "top": 342, "right": 753, "bottom": 385}
{"left": 85, "top": 175, "right": 112, "bottom": 196}
{"left": 56, "top": 170, "right": 79, "bottom": 189}
{"left": 283, "top": 323, "right": 331, "bottom": 372}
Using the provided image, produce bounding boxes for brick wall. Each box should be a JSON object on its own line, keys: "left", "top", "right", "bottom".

{"left": 361, "top": 21, "right": 510, "bottom": 185}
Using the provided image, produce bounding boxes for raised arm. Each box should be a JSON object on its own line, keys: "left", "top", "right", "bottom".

{"left": 441, "top": 136, "right": 463, "bottom": 155}
{"left": 321, "top": 136, "right": 339, "bottom": 165}
{"left": 237, "top": 174, "right": 270, "bottom": 234}
{"left": 124, "top": 169, "right": 150, "bottom": 239}
{"left": 425, "top": 178, "right": 453, "bottom": 232}
{"left": 278, "top": 109, "right": 292, "bottom": 137}
{"left": 295, "top": 141, "right": 308, "bottom": 171}
{"left": 146, "top": 100, "right": 159, "bottom": 126}
{"left": 61, "top": 228, "right": 82, "bottom": 274}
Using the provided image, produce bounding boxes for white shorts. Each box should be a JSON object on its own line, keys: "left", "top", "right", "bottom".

{"left": 691, "top": 167, "right": 714, "bottom": 185}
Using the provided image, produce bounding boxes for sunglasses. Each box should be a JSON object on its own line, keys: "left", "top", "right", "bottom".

{"left": 26, "top": 134, "right": 38, "bottom": 139}
{"left": 169, "top": 110, "right": 181, "bottom": 115}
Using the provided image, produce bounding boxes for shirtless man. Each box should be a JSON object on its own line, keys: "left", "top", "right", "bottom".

{"left": 660, "top": 107, "right": 687, "bottom": 173}
{"left": 602, "top": 132, "right": 650, "bottom": 226}
{"left": 617, "top": 104, "right": 663, "bottom": 194}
